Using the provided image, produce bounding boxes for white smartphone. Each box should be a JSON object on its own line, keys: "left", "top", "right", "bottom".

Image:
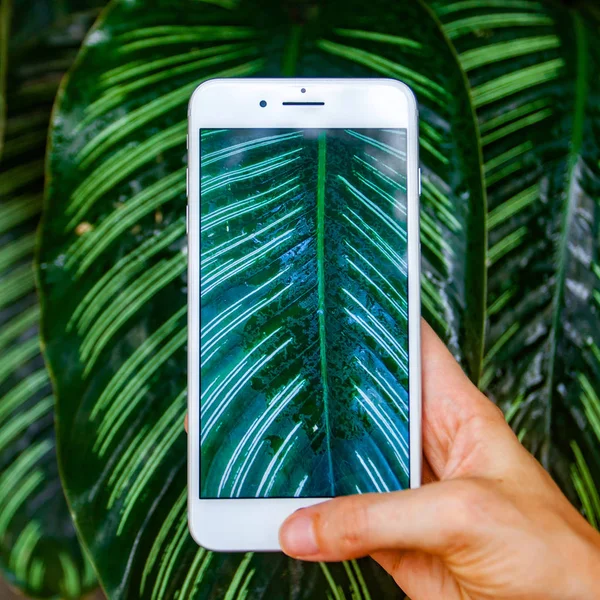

{"left": 187, "top": 78, "right": 421, "bottom": 551}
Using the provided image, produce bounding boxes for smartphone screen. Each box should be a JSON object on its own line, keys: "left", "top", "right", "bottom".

{"left": 200, "top": 128, "right": 409, "bottom": 499}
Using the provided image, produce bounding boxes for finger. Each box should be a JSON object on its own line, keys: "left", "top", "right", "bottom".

{"left": 279, "top": 480, "right": 478, "bottom": 561}
{"left": 420, "top": 320, "right": 506, "bottom": 476}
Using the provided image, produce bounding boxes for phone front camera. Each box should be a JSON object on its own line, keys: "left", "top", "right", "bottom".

{"left": 260, "top": 100, "right": 267, "bottom": 107}
{"left": 301, "top": 88, "right": 306, "bottom": 93}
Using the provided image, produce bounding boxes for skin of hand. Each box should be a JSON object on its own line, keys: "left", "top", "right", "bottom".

{"left": 278, "top": 321, "right": 600, "bottom": 600}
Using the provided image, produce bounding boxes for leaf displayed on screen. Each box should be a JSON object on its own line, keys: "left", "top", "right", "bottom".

{"left": 0, "top": 1, "right": 101, "bottom": 597}
{"left": 37, "top": 0, "right": 485, "bottom": 597}
{"left": 200, "top": 129, "right": 410, "bottom": 499}
{"left": 434, "top": 1, "right": 600, "bottom": 506}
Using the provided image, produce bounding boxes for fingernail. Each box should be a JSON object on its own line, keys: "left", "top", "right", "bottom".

{"left": 280, "top": 514, "right": 319, "bottom": 556}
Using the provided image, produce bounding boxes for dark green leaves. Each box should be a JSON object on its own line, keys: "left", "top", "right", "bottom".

{"left": 37, "top": 0, "right": 486, "bottom": 598}
{"left": 433, "top": 0, "right": 600, "bottom": 508}
{"left": 0, "top": 1, "right": 101, "bottom": 596}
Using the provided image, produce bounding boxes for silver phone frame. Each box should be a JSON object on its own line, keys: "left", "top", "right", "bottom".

{"left": 187, "top": 78, "right": 421, "bottom": 551}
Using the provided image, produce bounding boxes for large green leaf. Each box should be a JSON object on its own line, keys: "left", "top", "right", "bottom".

{"left": 433, "top": 1, "right": 600, "bottom": 505}
{"left": 200, "top": 128, "right": 410, "bottom": 499}
{"left": 0, "top": 1, "right": 103, "bottom": 597}
{"left": 38, "top": 0, "right": 485, "bottom": 597}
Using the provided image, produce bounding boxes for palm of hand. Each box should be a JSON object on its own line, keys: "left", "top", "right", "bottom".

{"left": 372, "top": 323, "right": 594, "bottom": 600}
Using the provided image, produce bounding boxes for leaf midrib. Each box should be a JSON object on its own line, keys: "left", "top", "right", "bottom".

{"left": 543, "top": 12, "right": 588, "bottom": 468}
{"left": 317, "top": 132, "right": 335, "bottom": 496}
{"left": 424, "top": 0, "right": 487, "bottom": 383}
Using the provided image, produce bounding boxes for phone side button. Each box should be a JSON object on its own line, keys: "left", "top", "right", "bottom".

{"left": 418, "top": 167, "right": 422, "bottom": 196}
{"left": 186, "top": 167, "right": 189, "bottom": 198}
{"left": 186, "top": 204, "right": 189, "bottom": 235}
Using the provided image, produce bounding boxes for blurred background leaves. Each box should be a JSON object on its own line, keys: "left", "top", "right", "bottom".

{"left": 0, "top": 0, "right": 599, "bottom": 599}
{"left": 433, "top": 0, "right": 600, "bottom": 510}
{"left": 0, "top": 0, "right": 103, "bottom": 597}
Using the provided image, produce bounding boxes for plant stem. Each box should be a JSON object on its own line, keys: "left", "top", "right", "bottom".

{"left": 544, "top": 12, "right": 587, "bottom": 469}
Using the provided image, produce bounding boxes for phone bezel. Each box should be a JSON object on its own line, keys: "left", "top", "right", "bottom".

{"left": 187, "top": 78, "right": 421, "bottom": 551}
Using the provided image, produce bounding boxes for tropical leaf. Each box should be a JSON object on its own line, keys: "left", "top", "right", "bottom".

{"left": 37, "top": 0, "right": 485, "bottom": 597}
{"left": 0, "top": 1, "right": 102, "bottom": 597}
{"left": 433, "top": 0, "right": 600, "bottom": 502}
{"left": 200, "top": 128, "right": 410, "bottom": 499}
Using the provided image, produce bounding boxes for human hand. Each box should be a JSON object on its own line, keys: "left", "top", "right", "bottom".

{"left": 278, "top": 321, "right": 600, "bottom": 599}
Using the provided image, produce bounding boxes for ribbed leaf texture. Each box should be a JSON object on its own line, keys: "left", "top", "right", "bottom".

{"left": 200, "top": 128, "right": 410, "bottom": 499}
{"left": 37, "top": 0, "right": 486, "bottom": 598}
{"left": 432, "top": 0, "right": 600, "bottom": 518}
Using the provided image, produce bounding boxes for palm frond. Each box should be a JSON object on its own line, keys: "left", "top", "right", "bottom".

{"left": 435, "top": 0, "right": 600, "bottom": 503}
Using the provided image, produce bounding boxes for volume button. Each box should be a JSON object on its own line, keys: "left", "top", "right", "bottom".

{"left": 186, "top": 204, "right": 189, "bottom": 235}
{"left": 418, "top": 168, "right": 422, "bottom": 196}
{"left": 186, "top": 167, "right": 189, "bottom": 198}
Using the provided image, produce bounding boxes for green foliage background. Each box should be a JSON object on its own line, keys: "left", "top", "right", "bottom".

{"left": 0, "top": 0, "right": 599, "bottom": 598}
{"left": 0, "top": 1, "right": 102, "bottom": 597}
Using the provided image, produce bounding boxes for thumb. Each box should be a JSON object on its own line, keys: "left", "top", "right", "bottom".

{"left": 279, "top": 479, "right": 483, "bottom": 561}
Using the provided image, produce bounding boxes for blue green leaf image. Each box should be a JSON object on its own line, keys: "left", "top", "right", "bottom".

{"left": 200, "top": 128, "right": 410, "bottom": 498}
